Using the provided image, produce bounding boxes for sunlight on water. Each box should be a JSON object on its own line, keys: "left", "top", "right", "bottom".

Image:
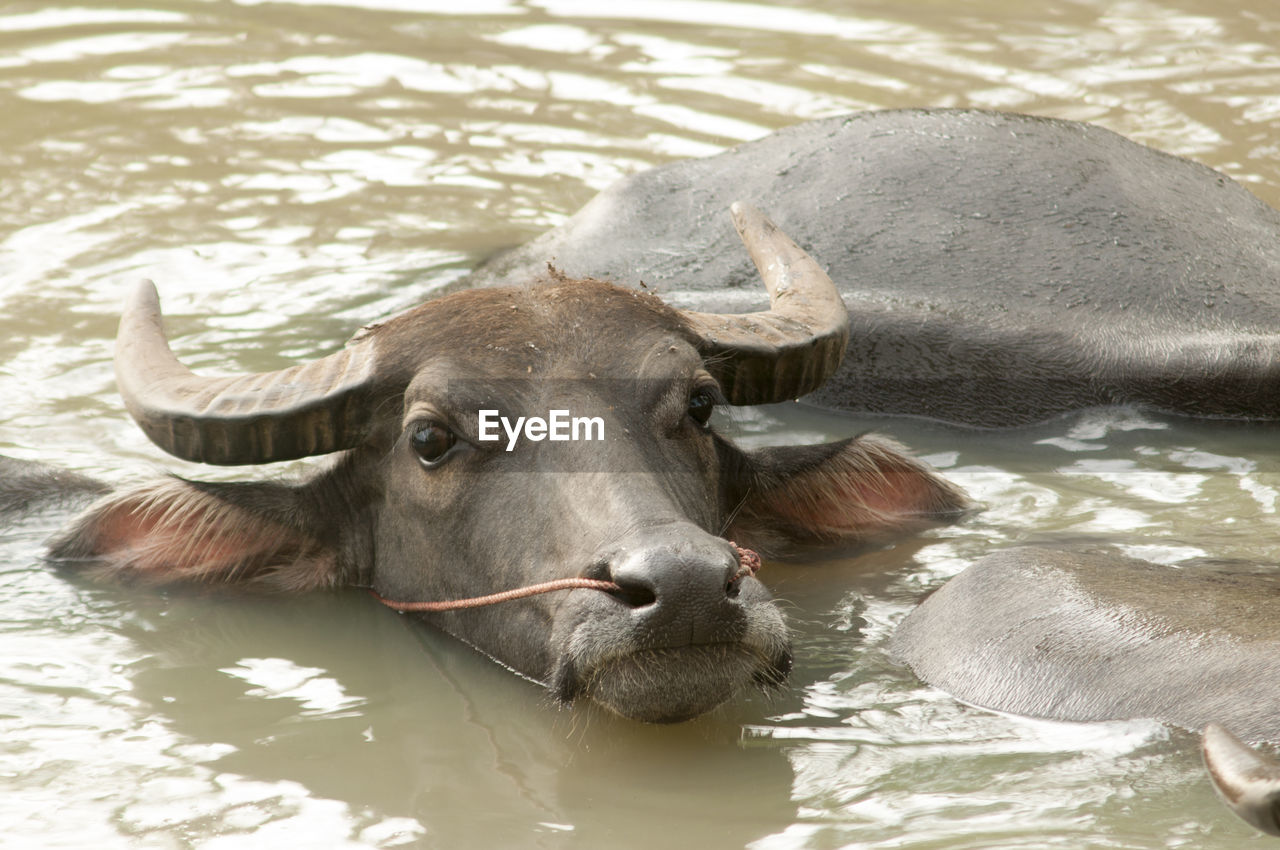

{"left": 533, "top": 0, "right": 914, "bottom": 40}
{"left": 3, "top": 0, "right": 1280, "bottom": 846}
{"left": 219, "top": 657, "right": 367, "bottom": 717}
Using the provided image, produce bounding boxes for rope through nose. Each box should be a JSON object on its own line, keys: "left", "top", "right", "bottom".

{"left": 730, "top": 543, "right": 762, "bottom": 583}
{"left": 369, "top": 542, "right": 762, "bottom": 613}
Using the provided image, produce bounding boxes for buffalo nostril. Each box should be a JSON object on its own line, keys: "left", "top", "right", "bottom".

{"left": 607, "top": 578, "right": 657, "bottom": 609}
{"left": 585, "top": 558, "right": 657, "bottom": 608}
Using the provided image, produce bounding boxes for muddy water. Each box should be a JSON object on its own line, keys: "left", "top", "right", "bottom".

{"left": 3, "top": 1, "right": 1280, "bottom": 847}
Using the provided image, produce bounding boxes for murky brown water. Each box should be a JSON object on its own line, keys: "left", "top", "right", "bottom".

{"left": 4, "top": 1, "right": 1280, "bottom": 847}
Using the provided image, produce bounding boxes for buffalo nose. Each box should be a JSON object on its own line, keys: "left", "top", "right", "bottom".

{"left": 600, "top": 534, "right": 748, "bottom": 642}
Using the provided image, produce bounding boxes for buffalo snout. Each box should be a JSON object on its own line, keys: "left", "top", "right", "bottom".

{"left": 554, "top": 525, "right": 791, "bottom": 723}
{"left": 596, "top": 529, "right": 752, "bottom": 643}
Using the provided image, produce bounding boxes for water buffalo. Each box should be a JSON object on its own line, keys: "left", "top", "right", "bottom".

{"left": 39, "top": 204, "right": 969, "bottom": 724}
{"left": 463, "top": 108, "right": 1280, "bottom": 825}
{"left": 465, "top": 108, "right": 1280, "bottom": 427}
{"left": 891, "top": 548, "right": 1280, "bottom": 740}
{"left": 891, "top": 548, "right": 1280, "bottom": 834}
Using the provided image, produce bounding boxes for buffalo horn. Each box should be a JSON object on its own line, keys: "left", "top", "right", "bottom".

{"left": 1202, "top": 723, "right": 1280, "bottom": 836}
{"left": 684, "top": 203, "right": 850, "bottom": 405}
{"left": 115, "top": 280, "right": 380, "bottom": 465}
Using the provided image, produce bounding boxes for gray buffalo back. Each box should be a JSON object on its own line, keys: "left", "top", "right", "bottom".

{"left": 465, "top": 109, "right": 1280, "bottom": 426}
{"left": 891, "top": 547, "right": 1280, "bottom": 741}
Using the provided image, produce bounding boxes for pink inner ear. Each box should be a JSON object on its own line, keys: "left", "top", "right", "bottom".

{"left": 731, "top": 436, "right": 970, "bottom": 551}
{"left": 70, "top": 482, "right": 336, "bottom": 591}
{"left": 94, "top": 498, "right": 277, "bottom": 573}
{"left": 785, "top": 464, "right": 945, "bottom": 533}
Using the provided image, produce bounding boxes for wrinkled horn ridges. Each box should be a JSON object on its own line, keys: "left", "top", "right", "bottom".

{"left": 114, "top": 280, "right": 379, "bottom": 465}
{"left": 684, "top": 203, "right": 850, "bottom": 405}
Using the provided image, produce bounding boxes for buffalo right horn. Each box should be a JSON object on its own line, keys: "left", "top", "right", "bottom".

{"left": 683, "top": 203, "right": 850, "bottom": 405}
{"left": 115, "top": 280, "right": 380, "bottom": 466}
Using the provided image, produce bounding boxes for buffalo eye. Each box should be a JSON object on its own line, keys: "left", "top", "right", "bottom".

{"left": 410, "top": 422, "right": 457, "bottom": 467}
{"left": 687, "top": 387, "right": 716, "bottom": 428}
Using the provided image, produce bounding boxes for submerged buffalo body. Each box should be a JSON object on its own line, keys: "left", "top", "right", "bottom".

{"left": 467, "top": 108, "right": 1280, "bottom": 427}
{"left": 37, "top": 205, "right": 968, "bottom": 723}
{"left": 891, "top": 548, "right": 1280, "bottom": 741}
{"left": 891, "top": 547, "right": 1280, "bottom": 834}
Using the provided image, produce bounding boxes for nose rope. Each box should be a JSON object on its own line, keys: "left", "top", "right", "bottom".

{"left": 369, "top": 542, "right": 761, "bottom": 614}
{"left": 731, "top": 544, "right": 762, "bottom": 583}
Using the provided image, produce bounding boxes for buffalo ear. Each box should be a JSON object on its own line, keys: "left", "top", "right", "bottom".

{"left": 46, "top": 476, "right": 344, "bottom": 592}
{"left": 723, "top": 435, "right": 971, "bottom": 557}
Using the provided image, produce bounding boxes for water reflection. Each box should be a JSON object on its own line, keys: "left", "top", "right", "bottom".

{"left": 68, "top": 588, "right": 800, "bottom": 847}
{"left": 4, "top": 0, "right": 1280, "bottom": 846}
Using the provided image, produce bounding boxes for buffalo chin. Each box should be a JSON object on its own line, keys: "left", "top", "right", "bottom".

{"left": 555, "top": 644, "right": 791, "bottom": 724}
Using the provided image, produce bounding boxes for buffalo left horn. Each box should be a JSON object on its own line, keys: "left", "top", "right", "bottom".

{"left": 683, "top": 202, "right": 850, "bottom": 405}
{"left": 115, "top": 280, "right": 380, "bottom": 465}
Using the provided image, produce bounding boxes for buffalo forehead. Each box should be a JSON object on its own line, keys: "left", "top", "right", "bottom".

{"left": 374, "top": 279, "right": 698, "bottom": 379}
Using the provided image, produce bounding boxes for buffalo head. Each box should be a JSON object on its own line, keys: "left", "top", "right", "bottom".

{"left": 49, "top": 204, "right": 968, "bottom": 723}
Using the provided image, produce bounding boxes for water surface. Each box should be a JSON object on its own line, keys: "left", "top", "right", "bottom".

{"left": 3, "top": 1, "right": 1280, "bottom": 847}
